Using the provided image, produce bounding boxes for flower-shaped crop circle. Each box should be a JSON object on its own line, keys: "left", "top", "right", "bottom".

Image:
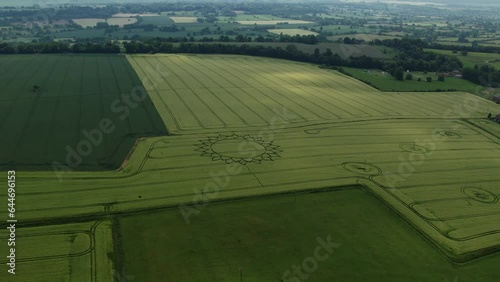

{"left": 196, "top": 133, "right": 281, "bottom": 165}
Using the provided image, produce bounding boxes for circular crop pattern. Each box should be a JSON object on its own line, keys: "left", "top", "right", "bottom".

{"left": 304, "top": 128, "right": 324, "bottom": 135}
{"left": 461, "top": 186, "right": 497, "bottom": 204}
{"left": 399, "top": 143, "right": 430, "bottom": 155}
{"left": 196, "top": 133, "right": 281, "bottom": 165}
{"left": 435, "top": 130, "right": 462, "bottom": 139}
{"left": 342, "top": 162, "right": 382, "bottom": 176}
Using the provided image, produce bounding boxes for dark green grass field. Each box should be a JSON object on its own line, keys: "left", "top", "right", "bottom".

{"left": 343, "top": 67, "right": 481, "bottom": 93}
{"left": 140, "top": 15, "right": 174, "bottom": 26}
{"left": 119, "top": 188, "right": 500, "bottom": 282}
{"left": 0, "top": 54, "right": 167, "bottom": 170}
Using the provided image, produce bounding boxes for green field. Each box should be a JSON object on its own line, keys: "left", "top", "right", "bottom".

{"left": 268, "top": 28, "right": 318, "bottom": 36}
{"left": 217, "top": 14, "right": 314, "bottom": 25}
{"left": 140, "top": 15, "right": 174, "bottom": 26}
{"left": 0, "top": 54, "right": 167, "bottom": 170}
{"left": 426, "top": 49, "right": 500, "bottom": 70}
{"left": 0, "top": 54, "right": 499, "bottom": 281}
{"left": 0, "top": 220, "right": 114, "bottom": 281}
{"left": 342, "top": 67, "right": 483, "bottom": 94}
{"left": 121, "top": 188, "right": 500, "bottom": 282}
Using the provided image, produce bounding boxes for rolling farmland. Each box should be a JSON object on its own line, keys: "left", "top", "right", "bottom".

{"left": 0, "top": 54, "right": 499, "bottom": 281}
{"left": 0, "top": 220, "right": 114, "bottom": 281}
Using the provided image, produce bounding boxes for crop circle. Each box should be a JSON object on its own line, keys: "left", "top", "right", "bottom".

{"left": 399, "top": 143, "right": 430, "bottom": 154}
{"left": 342, "top": 162, "right": 382, "bottom": 176}
{"left": 196, "top": 134, "right": 281, "bottom": 165}
{"left": 462, "top": 186, "right": 497, "bottom": 204}
{"left": 436, "top": 130, "right": 462, "bottom": 139}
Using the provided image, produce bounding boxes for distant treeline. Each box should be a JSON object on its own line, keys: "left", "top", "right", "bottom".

{"left": 122, "top": 38, "right": 471, "bottom": 75}
{"left": 123, "top": 39, "right": 381, "bottom": 68}
{"left": 430, "top": 43, "right": 500, "bottom": 54}
{"left": 463, "top": 65, "right": 500, "bottom": 87}
{"left": 0, "top": 38, "right": 497, "bottom": 87}
{"left": 121, "top": 39, "right": 452, "bottom": 74}
{"left": 374, "top": 38, "right": 464, "bottom": 75}
{"left": 0, "top": 42, "right": 120, "bottom": 54}
{"left": 121, "top": 34, "right": 319, "bottom": 45}
{"left": 0, "top": 6, "right": 119, "bottom": 23}
{"left": 374, "top": 38, "right": 499, "bottom": 86}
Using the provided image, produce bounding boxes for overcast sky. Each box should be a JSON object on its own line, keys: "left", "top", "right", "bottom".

{"left": 1, "top": 0, "right": 499, "bottom": 7}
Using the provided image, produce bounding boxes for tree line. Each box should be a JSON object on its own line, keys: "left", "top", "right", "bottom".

{"left": 0, "top": 37, "right": 497, "bottom": 88}
{"left": 462, "top": 65, "right": 500, "bottom": 87}
{"left": 0, "top": 42, "right": 120, "bottom": 54}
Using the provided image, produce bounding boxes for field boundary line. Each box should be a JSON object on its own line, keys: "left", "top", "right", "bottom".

{"left": 143, "top": 57, "right": 205, "bottom": 128}
{"left": 128, "top": 56, "right": 182, "bottom": 131}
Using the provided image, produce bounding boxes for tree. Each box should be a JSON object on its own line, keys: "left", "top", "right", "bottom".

{"left": 461, "top": 51, "right": 468, "bottom": 56}
{"left": 426, "top": 77, "right": 432, "bottom": 82}
{"left": 405, "top": 73, "right": 413, "bottom": 80}
{"left": 438, "top": 75, "right": 445, "bottom": 82}
{"left": 235, "top": 34, "right": 245, "bottom": 42}
{"left": 32, "top": 85, "right": 40, "bottom": 92}
{"left": 394, "top": 67, "right": 404, "bottom": 81}
{"left": 314, "top": 48, "right": 320, "bottom": 59}
{"left": 96, "top": 22, "right": 109, "bottom": 29}
{"left": 458, "top": 33, "right": 468, "bottom": 43}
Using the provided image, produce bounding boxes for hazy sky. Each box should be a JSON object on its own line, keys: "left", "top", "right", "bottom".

{"left": 1, "top": 0, "right": 499, "bottom": 7}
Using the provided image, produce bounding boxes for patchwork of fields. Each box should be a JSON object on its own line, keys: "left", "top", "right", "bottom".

{"left": 236, "top": 20, "right": 313, "bottom": 25}
{"left": 73, "top": 18, "right": 138, "bottom": 27}
{"left": 0, "top": 54, "right": 499, "bottom": 281}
